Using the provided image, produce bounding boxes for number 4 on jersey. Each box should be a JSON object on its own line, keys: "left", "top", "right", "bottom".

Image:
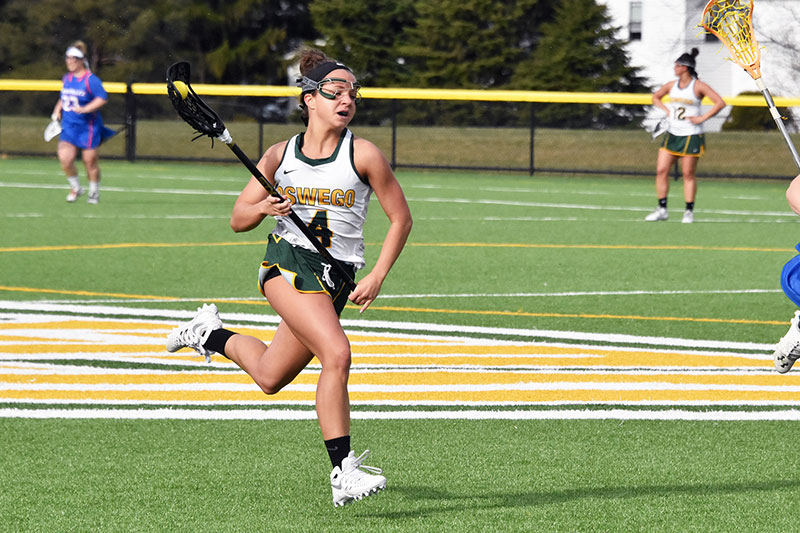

{"left": 308, "top": 210, "right": 333, "bottom": 248}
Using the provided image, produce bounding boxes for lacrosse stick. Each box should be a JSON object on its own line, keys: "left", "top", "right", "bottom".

{"left": 701, "top": 0, "right": 800, "bottom": 170}
{"left": 644, "top": 112, "right": 670, "bottom": 141}
{"left": 44, "top": 114, "right": 61, "bottom": 142}
{"left": 166, "top": 61, "right": 357, "bottom": 291}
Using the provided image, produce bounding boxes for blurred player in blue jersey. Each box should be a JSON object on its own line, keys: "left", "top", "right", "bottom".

{"left": 50, "top": 41, "right": 116, "bottom": 204}
{"left": 774, "top": 174, "right": 800, "bottom": 372}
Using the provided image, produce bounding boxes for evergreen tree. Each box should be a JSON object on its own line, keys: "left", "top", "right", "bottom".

{"left": 512, "top": 0, "right": 650, "bottom": 128}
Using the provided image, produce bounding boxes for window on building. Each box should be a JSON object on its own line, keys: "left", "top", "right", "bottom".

{"left": 629, "top": 1, "right": 642, "bottom": 40}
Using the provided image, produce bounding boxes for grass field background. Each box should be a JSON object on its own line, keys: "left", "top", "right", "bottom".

{"left": 3, "top": 156, "right": 800, "bottom": 531}
{"left": 4, "top": 114, "right": 800, "bottom": 177}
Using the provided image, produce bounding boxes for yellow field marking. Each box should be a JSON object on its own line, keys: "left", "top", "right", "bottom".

{"left": 2, "top": 389, "right": 799, "bottom": 403}
{"left": 405, "top": 242, "right": 796, "bottom": 253}
{"left": 0, "top": 241, "right": 262, "bottom": 253}
{"left": 0, "top": 286, "right": 180, "bottom": 301}
{"left": 0, "top": 285, "right": 783, "bottom": 326}
{"left": 363, "top": 305, "right": 787, "bottom": 325}
{"left": 0, "top": 318, "right": 770, "bottom": 369}
{"left": 0, "top": 320, "right": 174, "bottom": 331}
{"left": 2, "top": 315, "right": 788, "bottom": 407}
{"left": 2, "top": 241, "right": 794, "bottom": 254}
{"left": 5, "top": 371, "right": 800, "bottom": 387}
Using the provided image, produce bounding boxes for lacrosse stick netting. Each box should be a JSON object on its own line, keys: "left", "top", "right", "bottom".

{"left": 701, "top": 0, "right": 761, "bottom": 78}
{"left": 701, "top": 0, "right": 800, "bottom": 169}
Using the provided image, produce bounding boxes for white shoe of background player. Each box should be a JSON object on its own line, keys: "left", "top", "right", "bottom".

{"left": 774, "top": 310, "right": 800, "bottom": 373}
{"left": 330, "top": 450, "right": 386, "bottom": 507}
{"left": 681, "top": 209, "right": 694, "bottom": 224}
{"left": 166, "top": 303, "right": 222, "bottom": 363}
{"left": 66, "top": 186, "right": 84, "bottom": 203}
{"left": 645, "top": 207, "right": 668, "bottom": 221}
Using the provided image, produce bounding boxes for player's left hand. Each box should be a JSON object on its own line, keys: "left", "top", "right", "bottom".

{"left": 348, "top": 272, "right": 383, "bottom": 313}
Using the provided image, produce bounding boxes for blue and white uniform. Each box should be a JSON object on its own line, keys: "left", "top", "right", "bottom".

{"left": 59, "top": 71, "right": 115, "bottom": 149}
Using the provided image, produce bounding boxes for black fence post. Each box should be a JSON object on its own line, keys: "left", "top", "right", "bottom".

{"left": 125, "top": 83, "right": 137, "bottom": 162}
{"left": 391, "top": 100, "right": 397, "bottom": 171}
{"left": 529, "top": 102, "right": 536, "bottom": 176}
{"left": 258, "top": 120, "right": 264, "bottom": 156}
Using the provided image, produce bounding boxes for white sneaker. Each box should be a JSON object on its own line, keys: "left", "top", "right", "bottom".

{"left": 682, "top": 210, "right": 694, "bottom": 224}
{"left": 645, "top": 207, "right": 668, "bottom": 221}
{"left": 66, "top": 187, "right": 84, "bottom": 203}
{"left": 644, "top": 207, "right": 669, "bottom": 222}
{"left": 774, "top": 310, "right": 800, "bottom": 373}
{"left": 330, "top": 450, "right": 386, "bottom": 507}
{"left": 166, "top": 303, "right": 223, "bottom": 363}
{"left": 87, "top": 191, "right": 99, "bottom": 204}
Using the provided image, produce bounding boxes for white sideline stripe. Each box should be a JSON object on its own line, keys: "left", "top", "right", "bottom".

{"left": 6, "top": 174, "right": 772, "bottom": 201}
{"left": 0, "top": 364, "right": 782, "bottom": 376}
{"left": 4, "top": 382, "right": 798, "bottom": 393}
{"left": 407, "top": 183, "right": 774, "bottom": 202}
{"left": 0, "top": 302, "right": 776, "bottom": 351}
{"left": 3, "top": 214, "right": 229, "bottom": 220}
{"left": 3, "top": 398, "right": 800, "bottom": 406}
{"left": 23, "top": 287, "right": 784, "bottom": 301}
{"left": 410, "top": 196, "right": 796, "bottom": 217}
{"left": 3, "top": 408, "right": 800, "bottom": 421}
{"left": 7, "top": 169, "right": 244, "bottom": 183}
{"left": 374, "top": 289, "right": 782, "bottom": 299}
{"left": 0, "top": 182, "right": 239, "bottom": 197}
{"left": 1, "top": 181, "right": 794, "bottom": 218}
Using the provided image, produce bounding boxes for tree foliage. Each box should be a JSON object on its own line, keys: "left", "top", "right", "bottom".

{"left": 0, "top": 0, "right": 315, "bottom": 84}
{"left": 511, "top": 0, "right": 650, "bottom": 127}
{"left": 1, "top": 0, "right": 647, "bottom": 127}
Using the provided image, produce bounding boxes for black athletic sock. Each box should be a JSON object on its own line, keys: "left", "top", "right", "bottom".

{"left": 658, "top": 198, "right": 667, "bottom": 208}
{"left": 325, "top": 435, "right": 351, "bottom": 469}
{"left": 202, "top": 328, "right": 235, "bottom": 358}
{"left": 685, "top": 201, "right": 694, "bottom": 212}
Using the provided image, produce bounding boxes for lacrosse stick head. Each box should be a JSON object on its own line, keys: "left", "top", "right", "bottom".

{"left": 43, "top": 119, "right": 61, "bottom": 142}
{"left": 166, "top": 61, "right": 232, "bottom": 143}
{"left": 700, "top": 0, "right": 761, "bottom": 79}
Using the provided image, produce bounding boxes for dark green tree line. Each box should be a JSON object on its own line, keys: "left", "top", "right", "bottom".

{"left": 1, "top": 0, "right": 649, "bottom": 127}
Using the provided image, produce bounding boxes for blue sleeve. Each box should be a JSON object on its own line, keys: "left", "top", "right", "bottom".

{"left": 88, "top": 74, "right": 108, "bottom": 100}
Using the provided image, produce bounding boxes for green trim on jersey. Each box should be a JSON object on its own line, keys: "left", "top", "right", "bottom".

{"left": 294, "top": 129, "right": 347, "bottom": 166}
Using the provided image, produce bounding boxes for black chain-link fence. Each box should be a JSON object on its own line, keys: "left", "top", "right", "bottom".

{"left": 1, "top": 85, "right": 798, "bottom": 179}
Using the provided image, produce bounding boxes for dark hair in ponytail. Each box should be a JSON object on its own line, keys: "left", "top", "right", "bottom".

{"left": 676, "top": 47, "right": 699, "bottom": 78}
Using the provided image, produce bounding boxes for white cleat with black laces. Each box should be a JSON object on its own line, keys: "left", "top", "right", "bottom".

{"left": 330, "top": 450, "right": 386, "bottom": 507}
{"left": 165, "top": 303, "right": 222, "bottom": 363}
{"left": 774, "top": 310, "right": 800, "bottom": 373}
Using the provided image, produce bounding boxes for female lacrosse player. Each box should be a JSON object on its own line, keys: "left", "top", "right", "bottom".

{"left": 51, "top": 40, "right": 116, "bottom": 204}
{"left": 166, "top": 49, "right": 412, "bottom": 506}
{"left": 645, "top": 48, "right": 726, "bottom": 223}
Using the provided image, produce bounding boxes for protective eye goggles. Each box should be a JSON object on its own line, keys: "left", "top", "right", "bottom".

{"left": 300, "top": 77, "right": 361, "bottom": 104}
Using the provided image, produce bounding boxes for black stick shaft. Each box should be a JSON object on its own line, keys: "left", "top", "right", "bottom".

{"left": 225, "top": 142, "right": 358, "bottom": 291}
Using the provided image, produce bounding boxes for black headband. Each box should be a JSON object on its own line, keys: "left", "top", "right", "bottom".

{"left": 298, "top": 61, "right": 353, "bottom": 94}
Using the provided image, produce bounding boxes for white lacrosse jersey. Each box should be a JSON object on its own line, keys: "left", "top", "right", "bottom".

{"left": 666, "top": 78, "right": 703, "bottom": 136}
{"left": 272, "top": 128, "right": 372, "bottom": 269}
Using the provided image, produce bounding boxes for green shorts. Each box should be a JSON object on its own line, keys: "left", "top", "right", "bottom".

{"left": 258, "top": 233, "right": 356, "bottom": 316}
{"left": 660, "top": 132, "right": 705, "bottom": 157}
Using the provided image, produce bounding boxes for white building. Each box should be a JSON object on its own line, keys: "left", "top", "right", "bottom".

{"left": 599, "top": 0, "right": 800, "bottom": 99}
